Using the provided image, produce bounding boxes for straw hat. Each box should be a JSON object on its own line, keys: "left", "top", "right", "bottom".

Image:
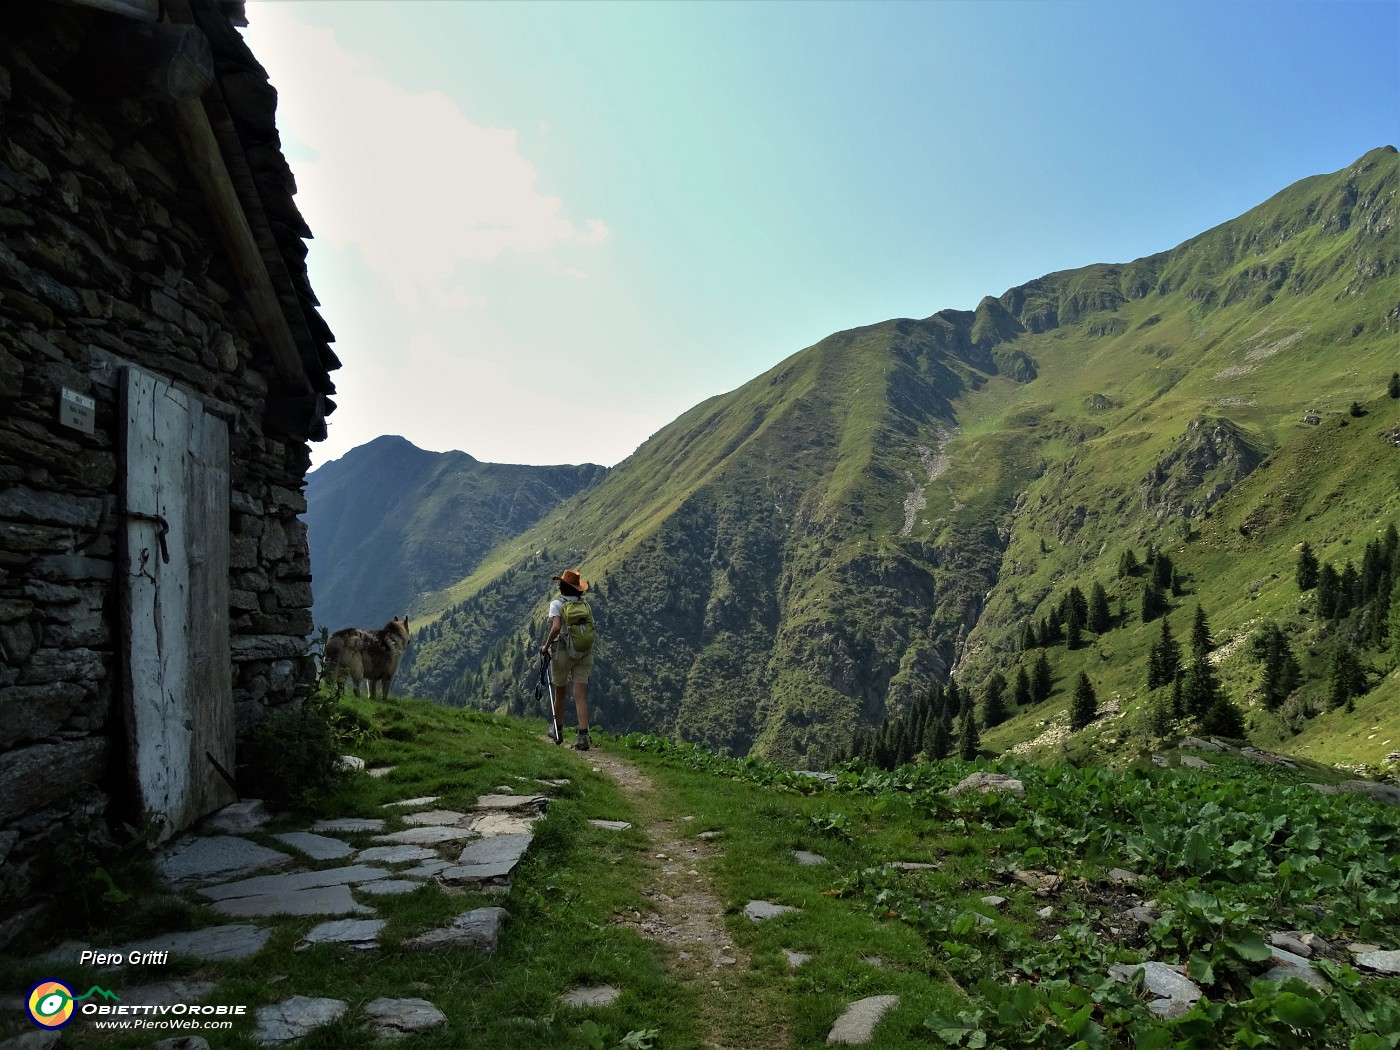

{"left": 551, "top": 568, "right": 589, "bottom": 592}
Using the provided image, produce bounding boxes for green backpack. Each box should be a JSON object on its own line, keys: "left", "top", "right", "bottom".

{"left": 561, "top": 599, "right": 595, "bottom": 658}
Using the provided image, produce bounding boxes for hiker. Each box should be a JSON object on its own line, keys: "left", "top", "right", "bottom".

{"left": 540, "top": 568, "right": 594, "bottom": 751}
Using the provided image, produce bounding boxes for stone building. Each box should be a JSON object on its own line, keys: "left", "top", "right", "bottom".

{"left": 1, "top": 0, "right": 338, "bottom": 940}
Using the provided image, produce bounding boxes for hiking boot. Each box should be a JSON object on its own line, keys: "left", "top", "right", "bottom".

{"left": 573, "top": 729, "right": 591, "bottom": 752}
{"left": 547, "top": 723, "right": 562, "bottom": 745}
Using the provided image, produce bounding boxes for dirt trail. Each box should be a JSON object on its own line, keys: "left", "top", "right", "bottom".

{"left": 583, "top": 746, "right": 787, "bottom": 1050}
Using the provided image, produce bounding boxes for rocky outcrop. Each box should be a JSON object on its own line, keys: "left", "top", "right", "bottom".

{"left": 1139, "top": 418, "right": 1267, "bottom": 519}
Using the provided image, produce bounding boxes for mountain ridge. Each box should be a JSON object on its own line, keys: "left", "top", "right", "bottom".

{"left": 310, "top": 147, "right": 1400, "bottom": 766}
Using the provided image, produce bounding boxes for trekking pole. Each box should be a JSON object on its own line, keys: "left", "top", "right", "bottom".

{"left": 534, "top": 651, "right": 561, "bottom": 745}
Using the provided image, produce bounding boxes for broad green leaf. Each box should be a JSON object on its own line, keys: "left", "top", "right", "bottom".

{"left": 1225, "top": 930, "right": 1273, "bottom": 962}
{"left": 1271, "top": 991, "right": 1327, "bottom": 1028}
{"left": 1188, "top": 951, "right": 1215, "bottom": 985}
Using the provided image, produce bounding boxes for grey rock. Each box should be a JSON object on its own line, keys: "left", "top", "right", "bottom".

{"left": 588, "top": 819, "right": 632, "bottom": 831}
{"left": 203, "top": 800, "right": 272, "bottom": 832}
{"left": 356, "top": 845, "right": 439, "bottom": 864}
{"left": 1262, "top": 947, "right": 1330, "bottom": 990}
{"left": 474, "top": 793, "right": 548, "bottom": 812}
{"left": 381, "top": 796, "right": 440, "bottom": 808}
{"left": 297, "top": 919, "right": 385, "bottom": 950}
{"left": 337, "top": 755, "right": 365, "bottom": 772}
{"left": 358, "top": 879, "right": 420, "bottom": 896}
{"left": 252, "top": 995, "right": 347, "bottom": 1045}
{"left": 560, "top": 985, "right": 621, "bottom": 1008}
{"left": 1037, "top": 906, "right": 1054, "bottom": 919}
{"left": 469, "top": 811, "right": 541, "bottom": 836}
{"left": 0, "top": 1032, "right": 63, "bottom": 1050}
{"left": 159, "top": 836, "right": 292, "bottom": 886}
{"left": 826, "top": 994, "right": 900, "bottom": 1045}
{"left": 1109, "top": 961, "right": 1202, "bottom": 1006}
{"left": 1107, "top": 867, "right": 1141, "bottom": 883}
{"left": 273, "top": 832, "right": 355, "bottom": 861}
{"left": 407, "top": 906, "right": 509, "bottom": 953}
{"left": 114, "top": 981, "right": 216, "bottom": 1008}
{"left": 312, "top": 817, "right": 385, "bottom": 833}
{"left": 981, "top": 895, "right": 1008, "bottom": 907}
{"left": 795, "top": 770, "right": 838, "bottom": 783}
{"left": 200, "top": 865, "right": 392, "bottom": 901}
{"left": 794, "top": 850, "right": 828, "bottom": 866}
{"left": 947, "top": 772, "right": 1025, "bottom": 796}
{"left": 744, "top": 900, "right": 798, "bottom": 921}
{"left": 1269, "top": 931, "right": 1313, "bottom": 957}
{"left": 1151, "top": 754, "right": 1170, "bottom": 768}
{"left": 1337, "top": 780, "right": 1400, "bottom": 807}
{"left": 374, "top": 826, "right": 479, "bottom": 846}
{"left": 211, "top": 884, "right": 374, "bottom": 919}
{"left": 364, "top": 997, "right": 448, "bottom": 1040}
{"left": 1306, "top": 783, "right": 1340, "bottom": 795}
{"left": 400, "top": 809, "right": 468, "bottom": 827}
{"left": 697, "top": 831, "right": 723, "bottom": 841}
{"left": 1148, "top": 997, "right": 1195, "bottom": 1019}
{"left": 1180, "top": 736, "right": 1225, "bottom": 752}
{"left": 116, "top": 925, "right": 271, "bottom": 963}
{"left": 149, "top": 1038, "right": 211, "bottom": 1050}
{"left": 441, "top": 833, "right": 533, "bottom": 885}
{"left": 1125, "top": 905, "right": 1159, "bottom": 925}
{"left": 1180, "top": 755, "right": 1214, "bottom": 769}
{"left": 1355, "top": 949, "right": 1400, "bottom": 974}
{"left": 784, "top": 949, "right": 812, "bottom": 968}
{"left": 863, "top": 955, "right": 885, "bottom": 967}
{"left": 398, "top": 860, "right": 453, "bottom": 880}
{"left": 885, "top": 861, "right": 937, "bottom": 872}
{"left": 367, "top": 766, "right": 396, "bottom": 778}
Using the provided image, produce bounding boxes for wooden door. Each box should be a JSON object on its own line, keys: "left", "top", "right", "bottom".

{"left": 121, "top": 366, "right": 235, "bottom": 836}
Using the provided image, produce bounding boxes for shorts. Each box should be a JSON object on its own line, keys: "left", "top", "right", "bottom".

{"left": 550, "top": 642, "right": 593, "bottom": 685}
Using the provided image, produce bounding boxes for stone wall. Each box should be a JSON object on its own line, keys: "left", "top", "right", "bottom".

{"left": 0, "top": 2, "right": 329, "bottom": 937}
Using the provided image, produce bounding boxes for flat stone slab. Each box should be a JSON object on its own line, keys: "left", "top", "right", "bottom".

{"left": 311, "top": 818, "right": 385, "bottom": 833}
{"left": 252, "top": 995, "right": 347, "bottom": 1046}
{"left": 212, "top": 884, "right": 374, "bottom": 919}
{"left": 400, "top": 859, "right": 453, "bottom": 880}
{"left": 359, "top": 879, "right": 420, "bottom": 896}
{"left": 407, "top": 906, "right": 508, "bottom": 953}
{"left": 367, "top": 766, "right": 396, "bottom": 778}
{"left": 365, "top": 997, "right": 448, "bottom": 1039}
{"left": 981, "top": 895, "right": 1008, "bottom": 907}
{"left": 401, "top": 809, "right": 468, "bottom": 827}
{"left": 115, "top": 925, "right": 272, "bottom": 963}
{"left": 200, "top": 864, "right": 392, "bottom": 901}
{"left": 1107, "top": 868, "right": 1141, "bottom": 884}
{"left": 588, "top": 819, "right": 632, "bottom": 831}
{"left": 1180, "top": 755, "right": 1214, "bottom": 769}
{"left": 203, "top": 800, "right": 272, "bottom": 832}
{"left": 827, "top": 994, "right": 899, "bottom": 1044}
{"left": 1355, "top": 949, "right": 1400, "bottom": 974}
{"left": 1262, "top": 946, "right": 1330, "bottom": 990}
{"left": 382, "top": 796, "right": 440, "bottom": 808}
{"left": 1110, "top": 961, "right": 1202, "bottom": 1010}
{"left": 794, "top": 850, "right": 827, "bottom": 866}
{"left": 784, "top": 949, "right": 811, "bottom": 968}
{"left": 796, "top": 770, "right": 838, "bottom": 783}
{"left": 948, "top": 772, "right": 1024, "bottom": 796}
{"left": 158, "top": 836, "right": 292, "bottom": 886}
{"left": 273, "top": 832, "right": 355, "bottom": 861}
{"left": 474, "top": 793, "right": 548, "bottom": 812}
{"left": 373, "top": 826, "right": 479, "bottom": 846}
{"left": 115, "top": 980, "right": 216, "bottom": 1008}
{"left": 745, "top": 900, "right": 798, "bottom": 922}
{"left": 297, "top": 919, "right": 385, "bottom": 950}
{"left": 440, "top": 834, "right": 533, "bottom": 885}
{"left": 560, "top": 985, "right": 621, "bottom": 1008}
{"left": 471, "top": 811, "right": 542, "bottom": 836}
{"left": 357, "top": 845, "right": 440, "bottom": 865}
{"left": 885, "top": 861, "right": 937, "bottom": 872}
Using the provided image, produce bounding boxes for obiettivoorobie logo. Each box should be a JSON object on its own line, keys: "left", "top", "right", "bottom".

{"left": 27, "top": 979, "right": 120, "bottom": 1029}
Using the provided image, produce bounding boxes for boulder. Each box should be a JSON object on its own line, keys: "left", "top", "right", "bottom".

{"left": 947, "top": 772, "right": 1025, "bottom": 796}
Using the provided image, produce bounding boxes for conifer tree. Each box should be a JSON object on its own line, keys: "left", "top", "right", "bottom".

{"left": 1147, "top": 689, "right": 1173, "bottom": 736}
{"left": 1147, "top": 615, "right": 1180, "bottom": 690}
{"left": 1296, "top": 541, "right": 1319, "bottom": 590}
{"left": 927, "top": 716, "right": 952, "bottom": 760}
{"left": 1328, "top": 642, "right": 1365, "bottom": 709}
{"left": 1190, "top": 605, "right": 1213, "bottom": 657}
{"left": 1181, "top": 653, "right": 1222, "bottom": 719}
{"left": 944, "top": 678, "right": 962, "bottom": 720}
{"left": 1389, "top": 371, "right": 1400, "bottom": 399}
{"left": 1069, "top": 672, "right": 1097, "bottom": 731}
{"left": 1337, "top": 562, "right": 1360, "bottom": 619}
{"left": 1117, "top": 548, "right": 1140, "bottom": 578}
{"left": 958, "top": 708, "right": 980, "bottom": 760}
{"left": 1317, "top": 563, "right": 1340, "bottom": 618}
{"left": 1153, "top": 552, "right": 1174, "bottom": 591}
{"left": 1201, "top": 695, "right": 1246, "bottom": 738}
{"left": 1013, "top": 665, "right": 1032, "bottom": 707}
{"left": 1260, "top": 624, "right": 1301, "bottom": 710}
{"left": 1088, "top": 582, "right": 1111, "bottom": 633}
{"left": 1031, "top": 651, "right": 1053, "bottom": 703}
{"left": 1020, "top": 622, "right": 1039, "bottom": 651}
{"left": 983, "top": 671, "right": 1008, "bottom": 728}
{"left": 1141, "top": 581, "right": 1168, "bottom": 623}
{"left": 1171, "top": 674, "right": 1185, "bottom": 719}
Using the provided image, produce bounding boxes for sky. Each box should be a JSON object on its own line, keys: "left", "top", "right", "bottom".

{"left": 240, "top": 1, "right": 1400, "bottom": 471}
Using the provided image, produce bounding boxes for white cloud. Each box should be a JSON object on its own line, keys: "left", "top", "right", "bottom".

{"left": 242, "top": 5, "right": 607, "bottom": 310}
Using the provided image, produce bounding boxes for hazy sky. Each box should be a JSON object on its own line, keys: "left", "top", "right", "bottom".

{"left": 241, "top": 1, "right": 1400, "bottom": 471}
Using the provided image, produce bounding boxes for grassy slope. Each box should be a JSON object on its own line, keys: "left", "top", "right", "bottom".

{"left": 394, "top": 147, "right": 1399, "bottom": 768}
